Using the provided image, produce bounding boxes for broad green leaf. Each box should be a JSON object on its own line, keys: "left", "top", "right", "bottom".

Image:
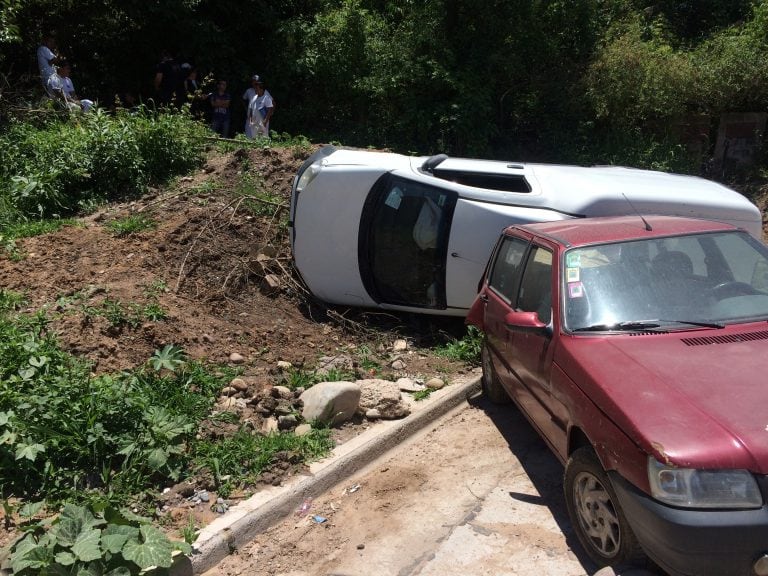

{"left": 72, "top": 527, "right": 102, "bottom": 562}
{"left": 15, "top": 441, "right": 45, "bottom": 462}
{"left": 61, "top": 503, "right": 104, "bottom": 529}
{"left": 0, "top": 410, "right": 12, "bottom": 425}
{"left": 116, "top": 508, "right": 151, "bottom": 524}
{"left": 76, "top": 561, "right": 105, "bottom": 576}
{"left": 104, "top": 567, "right": 132, "bottom": 576}
{"left": 0, "top": 429, "right": 17, "bottom": 445}
{"left": 28, "top": 355, "right": 48, "bottom": 367}
{"left": 51, "top": 517, "right": 83, "bottom": 547}
{"left": 10, "top": 543, "right": 53, "bottom": 573}
{"left": 147, "top": 447, "right": 168, "bottom": 470}
{"left": 121, "top": 525, "right": 173, "bottom": 569}
{"left": 54, "top": 550, "right": 77, "bottom": 565}
{"left": 173, "top": 540, "right": 193, "bottom": 555}
{"left": 101, "top": 525, "right": 139, "bottom": 554}
{"left": 19, "top": 500, "right": 45, "bottom": 518}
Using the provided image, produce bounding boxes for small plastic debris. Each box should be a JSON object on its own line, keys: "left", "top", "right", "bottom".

{"left": 312, "top": 515, "right": 327, "bottom": 523}
{"left": 346, "top": 483, "right": 361, "bottom": 494}
{"left": 295, "top": 497, "right": 313, "bottom": 517}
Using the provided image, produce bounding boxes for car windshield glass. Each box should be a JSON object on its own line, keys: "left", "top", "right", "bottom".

{"left": 563, "top": 231, "right": 768, "bottom": 331}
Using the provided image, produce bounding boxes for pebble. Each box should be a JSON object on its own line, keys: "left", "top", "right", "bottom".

{"left": 425, "top": 377, "right": 445, "bottom": 390}
{"left": 229, "top": 352, "right": 245, "bottom": 364}
{"left": 230, "top": 378, "right": 248, "bottom": 392}
{"left": 390, "top": 359, "right": 406, "bottom": 370}
{"left": 393, "top": 339, "right": 408, "bottom": 352}
{"left": 357, "top": 544, "right": 365, "bottom": 550}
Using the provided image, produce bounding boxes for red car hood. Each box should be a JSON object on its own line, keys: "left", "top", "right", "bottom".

{"left": 557, "top": 325, "right": 768, "bottom": 472}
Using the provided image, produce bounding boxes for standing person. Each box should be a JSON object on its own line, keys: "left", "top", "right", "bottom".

{"left": 153, "top": 50, "right": 179, "bottom": 107}
{"left": 209, "top": 79, "right": 231, "bottom": 137}
{"left": 242, "top": 74, "right": 260, "bottom": 138}
{"left": 51, "top": 61, "right": 94, "bottom": 112}
{"left": 37, "top": 33, "right": 62, "bottom": 94}
{"left": 246, "top": 76, "right": 275, "bottom": 138}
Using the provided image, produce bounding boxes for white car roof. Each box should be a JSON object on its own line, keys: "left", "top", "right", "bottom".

{"left": 319, "top": 149, "right": 761, "bottom": 237}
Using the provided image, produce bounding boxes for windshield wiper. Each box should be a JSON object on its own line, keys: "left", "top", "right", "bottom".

{"left": 658, "top": 319, "right": 725, "bottom": 329}
{"left": 573, "top": 320, "right": 662, "bottom": 332}
{"left": 574, "top": 318, "right": 725, "bottom": 332}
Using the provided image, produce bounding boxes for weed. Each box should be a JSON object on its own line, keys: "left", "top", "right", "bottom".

{"left": 142, "top": 278, "right": 168, "bottom": 298}
{"left": 434, "top": 325, "right": 482, "bottom": 365}
{"left": 189, "top": 180, "right": 218, "bottom": 196}
{"left": 412, "top": 388, "right": 434, "bottom": 401}
{"left": 192, "top": 427, "right": 333, "bottom": 484}
{"left": 181, "top": 514, "right": 199, "bottom": 545}
{"left": 282, "top": 368, "right": 315, "bottom": 390}
{"left": 106, "top": 214, "right": 156, "bottom": 237}
{"left": 142, "top": 302, "right": 168, "bottom": 322}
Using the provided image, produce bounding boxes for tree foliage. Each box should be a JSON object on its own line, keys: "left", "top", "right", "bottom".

{"left": 2, "top": 0, "right": 768, "bottom": 169}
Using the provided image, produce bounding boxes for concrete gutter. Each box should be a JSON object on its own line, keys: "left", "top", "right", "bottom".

{"left": 172, "top": 373, "right": 482, "bottom": 575}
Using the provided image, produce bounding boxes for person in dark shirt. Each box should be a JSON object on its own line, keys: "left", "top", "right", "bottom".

{"left": 209, "top": 79, "right": 231, "bottom": 137}
{"left": 153, "top": 50, "right": 179, "bottom": 107}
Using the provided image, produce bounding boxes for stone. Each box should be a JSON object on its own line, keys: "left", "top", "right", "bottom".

{"left": 315, "top": 354, "right": 353, "bottom": 377}
{"left": 262, "top": 274, "right": 281, "bottom": 293}
{"left": 357, "top": 379, "right": 410, "bottom": 419}
{"left": 365, "top": 408, "right": 382, "bottom": 420}
{"left": 425, "top": 377, "right": 446, "bottom": 390}
{"left": 277, "top": 360, "right": 293, "bottom": 370}
{"left": 299, "top": 381, "right": 361, "bottom": 426}
{"left": 273, "top": 400, "right": 294, "bottom": 415}
{"left": 220, "top": 386, "right": 238, "bottom": 397}
{"left": 390, "top": 359, "right": 406, "bottom": 370}
{"left": 396, "top": 377, "right": 424, "bottom": 393}
{"left": 229, "top": 352, "right": 245, "bottom": 364}
{"left": 230, "top": 378, "right": 248, "bottom": 392}
{"left": 262, "top": 417, "right": 279, "bottom": 434}
{"left": 271, "top": 385, "right": 293, "bottom": 399}
{"left": 294, "top": 423, "right": 312, "bottom": 436}
{"left": 278, "top": 414, "right": 299, "bottom": 430}
{"left": 392, "top": 339, "right": 408, "bottom": 352}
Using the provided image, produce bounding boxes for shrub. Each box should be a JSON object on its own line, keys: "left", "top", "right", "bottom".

{"left": 0, "top": 110, "right": 206, "bottom": 224}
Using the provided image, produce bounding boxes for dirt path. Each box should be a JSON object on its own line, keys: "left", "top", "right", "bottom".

{"left": 204, "top": 396, "right": 610, "bottom": 576}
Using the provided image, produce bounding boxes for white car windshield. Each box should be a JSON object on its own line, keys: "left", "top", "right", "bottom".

{"left": 564, "top": 231, "right": 768, "bottom": 331}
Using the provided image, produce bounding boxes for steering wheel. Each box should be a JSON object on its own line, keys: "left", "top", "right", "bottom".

{"left": 708, "top": 281, "right": 760, "bottom": 300}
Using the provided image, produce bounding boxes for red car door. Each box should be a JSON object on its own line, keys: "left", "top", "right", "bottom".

{"left": 505, "top": 243, "right": 566, "bottom": 454}
{"left": 477, "top": 235, "right": 530, "bottom": 394}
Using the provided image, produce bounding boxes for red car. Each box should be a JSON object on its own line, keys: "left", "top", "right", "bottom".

{"left": 467, "top": 215, "right": 768, "bottom": 576}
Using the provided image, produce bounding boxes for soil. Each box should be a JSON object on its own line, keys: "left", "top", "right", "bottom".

{"left": 0, "top": 144, "right": 471, "bottom": 547}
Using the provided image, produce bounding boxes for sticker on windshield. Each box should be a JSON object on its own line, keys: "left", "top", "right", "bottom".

{"left": 566, "top": 267, "right": 580, "bottom": 282}
{"left": 568, "top": 282, "right": 584, "bottom": 298}
{"left": 566, "top": 252, "right": 581, "bottom": 267}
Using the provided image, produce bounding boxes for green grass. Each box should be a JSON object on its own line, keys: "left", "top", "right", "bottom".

{"left": 192, "top": 427, "right": 333, "bottom": 489}
{"left": 433, "top": 326, "right": 483, "bottom": 365}
{"left": 105, "top": 214, "right": 156, "bottom": 237}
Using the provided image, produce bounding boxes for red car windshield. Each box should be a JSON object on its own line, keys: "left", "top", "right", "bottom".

{"left": 563, "top": 231, "right": 768, "bottom": 331}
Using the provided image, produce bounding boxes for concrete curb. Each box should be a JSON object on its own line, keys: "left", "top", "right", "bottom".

{"left": 172, "top": 374, "right": 481, "bottom": 575}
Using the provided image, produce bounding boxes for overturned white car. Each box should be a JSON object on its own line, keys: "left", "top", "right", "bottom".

{"left": 290, "top": 145, "right": 762, "bottom": 316}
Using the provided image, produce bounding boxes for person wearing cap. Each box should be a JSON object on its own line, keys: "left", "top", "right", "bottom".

{"left": 246, "top": 76, "right": 275, "bottom": 138}
{"left": 242, "top": 74, "right": 261, "bottom": 138}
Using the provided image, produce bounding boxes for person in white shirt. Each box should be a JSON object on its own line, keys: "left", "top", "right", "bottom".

{"left": 246, "top": 76, "right": 275, "bottom": 138}
{"left": 242, "top": 75, "right": 261, "bottom": 138}
{"left": 37, "top": 33, "right": 62, "bottom": 93}
{"left": 46, "top": 61, "right": 93, "bottom": 112}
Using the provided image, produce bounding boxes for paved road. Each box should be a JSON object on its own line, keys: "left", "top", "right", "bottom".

{"left": 206, "top": 393, "right": 634, "bottom": 576}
